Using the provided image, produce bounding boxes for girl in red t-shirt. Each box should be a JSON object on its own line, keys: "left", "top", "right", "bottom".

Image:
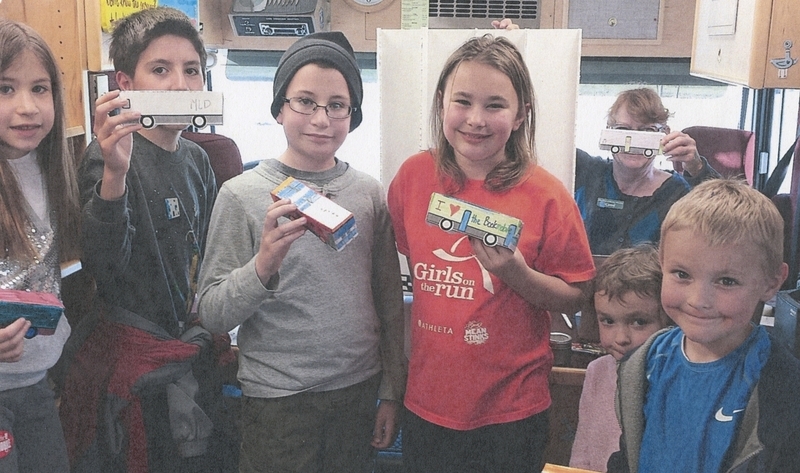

{"left": 388, "top": 35, "right": 595, "bottom": 473}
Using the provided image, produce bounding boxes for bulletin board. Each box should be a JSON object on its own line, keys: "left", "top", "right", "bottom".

{"left": 377, "top": 28, "right": 582, "bottom": 191}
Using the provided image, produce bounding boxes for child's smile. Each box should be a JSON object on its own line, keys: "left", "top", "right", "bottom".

{"left": 660, "top": 228, "right": 784, "bottom": 362}
{"left": 0, "top": 50, "right": 54, "bottom": 160}
{"left": 441, "top": 60, "right": 524, "bottom": 180}
{"left": 458, "top": 130, "right": 492, "bottom": 144}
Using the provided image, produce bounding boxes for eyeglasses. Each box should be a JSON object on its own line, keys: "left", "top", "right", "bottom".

{"left": 283, "top": 97, "right": 355, "bottom": 119}
{"left": 608, "top": 123, "right": 666, "bottom": 133}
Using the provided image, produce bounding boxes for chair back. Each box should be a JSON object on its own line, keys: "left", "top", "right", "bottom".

{"left": 182, "top": 131, "right": 243, "bottom": 188}
{"left": 673, "top": 126, "right": 756, "bottom": 185}
{"left": 544, "top": 367, "right": 586, "bottom": 467}
{"left": 772, "top": 134, "right": 800, "bottom": 289}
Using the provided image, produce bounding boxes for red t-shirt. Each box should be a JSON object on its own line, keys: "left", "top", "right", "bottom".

{"left": 388, "top": 151, "right": 595, "bottom": 430}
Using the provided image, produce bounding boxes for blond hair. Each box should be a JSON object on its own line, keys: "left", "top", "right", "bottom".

{"left": 431, "top": 34, "right": 536, "bottom": 193}
{"left": 661, "top": 179, "right": 784, "bottom": 275}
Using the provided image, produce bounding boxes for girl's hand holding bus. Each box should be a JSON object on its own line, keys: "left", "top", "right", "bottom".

{"left": 471, "top": 236, "right": 587, "bottom": 313}
{"left": 469, "top": 236, "right": 522, "bottom": 279}
{"left": 255, "top": 199, "right": 307, "bottom": 286}
{"left": 0, "top": 318, "right": 31, "bottom": 363}
{"left": 93, "top": 90, "right": 142, "bottom": 199}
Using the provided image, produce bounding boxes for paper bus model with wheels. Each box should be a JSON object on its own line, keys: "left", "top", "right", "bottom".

{"left": 0, "top": 289, "right": 64, "bottom": 338}
{"left": 117, "top": 90, "right": 224, "bottom": 129}
{"left": 271, "top": 176, "right": 358, "bottom": 251}
{"left": 599, "top": 128, "right": 665, "bottom": 157}
{"left": 426, "top": 193, "right": 523, "bottom": 251}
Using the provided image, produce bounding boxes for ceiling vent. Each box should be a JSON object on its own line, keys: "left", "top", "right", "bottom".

{"left": 428, "top": 0, "right": 540, "bottom": 29}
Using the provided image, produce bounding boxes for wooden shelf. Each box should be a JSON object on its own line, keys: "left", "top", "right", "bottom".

{"left": 0, "top": 0, "right": 88, "bottom": 134}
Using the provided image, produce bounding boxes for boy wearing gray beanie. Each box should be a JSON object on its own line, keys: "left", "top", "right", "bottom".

{"left": 198, "top": 31, "right": 406, "bottom": 472}
{"left": 271, "top": 31, "right": 364, "bottom": 131}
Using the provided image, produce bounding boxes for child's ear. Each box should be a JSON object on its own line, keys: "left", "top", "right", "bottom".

{"left": 761, "top": 262, "right": 789, "bottom": 301}
{"left": 116, "top": 71, "right": 133, "bottom": 91}
{"left": 512, "top": 103, "right": 530, "bottom": 131}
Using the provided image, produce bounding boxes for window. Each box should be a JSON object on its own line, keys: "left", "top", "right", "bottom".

{"left": 575, "top": 58, "right": 745, "bottom": 170}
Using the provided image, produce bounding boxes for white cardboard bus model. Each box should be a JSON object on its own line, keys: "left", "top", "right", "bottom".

{"left": 117, "top": 90, "right": 224, "bottom": 129}
{"left": 599, "top": 128, "right": 665, "bottom": 157}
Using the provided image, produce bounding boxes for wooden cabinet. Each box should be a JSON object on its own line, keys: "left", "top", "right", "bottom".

{"left": 554, "top": 0, "right": 697, "bottom": 57}
{"left": 691, "top": 0, "right": 800, "bottom": 88}
{"left": 0, "top": 0, "right": 87, "bottom": 136}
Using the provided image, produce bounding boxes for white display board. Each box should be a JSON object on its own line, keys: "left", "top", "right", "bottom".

{"left": 377, "top": 28, "right": 582, "bottom": 191}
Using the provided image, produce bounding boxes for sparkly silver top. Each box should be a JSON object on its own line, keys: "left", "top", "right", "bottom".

{"left": 1, "top": 221, "right": 60, "bottom": 295}
{"left": 1, "top": 200, "right": 70, "bottom": 389}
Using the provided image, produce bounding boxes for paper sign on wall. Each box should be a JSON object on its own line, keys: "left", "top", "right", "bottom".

{"left": 100, "top": 0, "right": 199, "bottom": 33}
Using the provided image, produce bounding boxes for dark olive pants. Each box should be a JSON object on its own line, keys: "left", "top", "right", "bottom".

{"left": 238, "top": 374, "right": 380, "bottom": 473}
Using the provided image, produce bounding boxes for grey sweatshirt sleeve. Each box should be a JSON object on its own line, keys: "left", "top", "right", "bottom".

{"left": 370, "top": 191, "right": 407, "bottom": 402}
{"left": 197, "top": 185, "right": 272, "bottom": 334}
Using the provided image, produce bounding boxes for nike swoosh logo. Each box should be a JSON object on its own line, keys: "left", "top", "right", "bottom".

{"left": 715, "top": 407, "right": 745, "bottom": 422}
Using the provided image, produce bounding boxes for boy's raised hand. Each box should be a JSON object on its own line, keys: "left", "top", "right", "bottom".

{"left": 92, "top": 90, "right": 143, "bottom": 200}
{"left": 0, "top": 318, "right": 31, "bottom": 363}
{"left": 255, "top": 199, "right": 307, "bottom": 286}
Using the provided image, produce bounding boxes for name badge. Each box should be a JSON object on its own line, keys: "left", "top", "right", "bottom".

{"left": 165, "top": 198, "right": 180, "bottom": 220}
{"left": 597, "top": 198, "right": 624, "bottom": 210}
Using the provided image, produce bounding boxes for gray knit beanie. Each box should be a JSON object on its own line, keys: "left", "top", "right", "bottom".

{"left": 271, "top": 31, "right": 363, "bottom": 132}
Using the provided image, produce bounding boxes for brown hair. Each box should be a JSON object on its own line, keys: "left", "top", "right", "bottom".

{"left": 431, "top": 35, "right": 535, "bottom": 193}
{"left": 607, "top": 88, "right": 670, "bottom": 128}
{"left": 594, "top": 244, "right": 663, "bottom": 304}
{"left": 109, "top": 7, "right": 207, "bottom": 81}
{"left": 0, "top": 19, "right": 80, "bottom": 263}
